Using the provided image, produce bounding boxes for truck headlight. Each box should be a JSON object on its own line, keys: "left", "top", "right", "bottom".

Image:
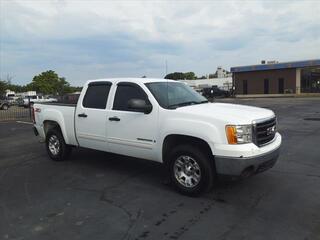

{"left": 226, "top": 125, "right": 252, "bottom": 144}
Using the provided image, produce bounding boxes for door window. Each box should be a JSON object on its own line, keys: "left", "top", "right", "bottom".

{"left": 113, "top": 83, "right": 147, "bottom": 111}
{"left": 83, "top": 82, "right": 111, "bottom": 109}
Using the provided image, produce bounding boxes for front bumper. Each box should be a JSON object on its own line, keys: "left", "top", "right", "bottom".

{"left": 215, "top": 145, "right": 280, "bottom": 179}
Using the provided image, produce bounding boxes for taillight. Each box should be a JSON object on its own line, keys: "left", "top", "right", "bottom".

{"left": 31, "top": 106, "right": 35, "bottom": 123}
{"left": 32, "top": 107, "right": 41, "bottom": 123}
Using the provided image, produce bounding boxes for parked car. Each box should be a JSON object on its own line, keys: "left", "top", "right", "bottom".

{"left": 17, "top": 97, "right": 25, "bottom": 107}
{"left": 0, "top": 97, "right": 10, "bottom": 110}
{"left": 202, "top": 86, "right": 230, "bottom": 98}
{"left": 32, "top": 78, "right": 281, "bottom": 196}
{"left": 23, "top": 95, "right": 57, "bottom": 108}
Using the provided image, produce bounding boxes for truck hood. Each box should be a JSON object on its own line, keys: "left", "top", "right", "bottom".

{"left": 176, "top": 102, "right": 275, "bottom": 124}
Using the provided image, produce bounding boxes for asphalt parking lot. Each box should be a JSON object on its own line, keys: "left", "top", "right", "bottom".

{"left": 1, "top": 98, "right": 320, "bottom": 240}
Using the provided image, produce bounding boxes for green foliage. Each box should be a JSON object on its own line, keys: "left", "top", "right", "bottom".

{"left": 0, "top": 80, "right": 7, "bottom": 95}
{"left": 2, "top": 70, "right": 81, "bottom": 96}
{"left": 183, "top": 72, "right": 196, "bottom": 80}
{"left": 165, "top": 72, "right": 184, "bottom": 80}
{"left": 29, "top": 70, "right": 73, "bottom": 95}
{"left": 68, "top": 86, "right": 83, "bottom": 93}
{"left": 165, "top": 72, "right": 197, "bottom": 80}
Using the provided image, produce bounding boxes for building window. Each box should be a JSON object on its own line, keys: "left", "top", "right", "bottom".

{"left": 278, "top": 78, "right": 284, "bottom": 94}
{"left": 301, "top": 67, "right": 320, "bottom": 93}
{"left": 264, "top": 79, "right": 269, "bottom": 94}
{"left": 243, "top": 80, "right": 248, "bottom": 94}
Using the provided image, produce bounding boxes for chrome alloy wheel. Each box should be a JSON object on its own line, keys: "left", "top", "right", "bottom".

{"left": 48, "top": 135, "right": 60, "bottom": 156}
{"left": 173, "top": 155, "right": 201, "bottom": 188}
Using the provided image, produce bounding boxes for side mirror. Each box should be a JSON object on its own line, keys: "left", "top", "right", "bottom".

{"left": 127, "top": 98, "right": 153, "bottom": 114}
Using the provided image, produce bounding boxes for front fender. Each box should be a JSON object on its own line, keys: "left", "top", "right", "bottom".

{"left": 158, "top": 118, "right": 224, "bottom": 161}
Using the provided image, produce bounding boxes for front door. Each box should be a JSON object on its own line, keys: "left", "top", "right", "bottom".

{"left": 106, "top": 82, "right": 158, "bottom": 161}
{"left": 75, "top": 81, "right": 111, "bottom": 151}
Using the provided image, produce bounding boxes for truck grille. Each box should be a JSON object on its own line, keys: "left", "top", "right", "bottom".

{"left": 254, "top": 117, "right": 276, "bottom": 147}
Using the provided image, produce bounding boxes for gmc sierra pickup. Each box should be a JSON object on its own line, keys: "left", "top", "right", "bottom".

{"left": 33, "top": 78, "right": 281, "bottom": 196}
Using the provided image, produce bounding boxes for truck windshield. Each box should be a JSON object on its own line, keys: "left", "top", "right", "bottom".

{"left": 145, "top": 82, "right": 208, "bottom": 109}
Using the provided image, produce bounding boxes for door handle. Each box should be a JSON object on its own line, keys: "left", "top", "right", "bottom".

{"left": 78, "top": 113, "right": 87, "bottom": 118}
{"left": 108, "top": 116, "right": 120, "bottom": 121}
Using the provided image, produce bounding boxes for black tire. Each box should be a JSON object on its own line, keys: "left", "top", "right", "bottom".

{"left": 1, "top": 104, "right": 9, "bottom": 110}
{"left": 168, "top": 144, "right": 215, "bottom": 196}
{"left": 46, "top": 128, "right": 71, "bottom": 161}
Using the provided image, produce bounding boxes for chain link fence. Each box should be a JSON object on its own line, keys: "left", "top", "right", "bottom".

{"left": 0, "top": 105, "right": 31, "bottom": 122}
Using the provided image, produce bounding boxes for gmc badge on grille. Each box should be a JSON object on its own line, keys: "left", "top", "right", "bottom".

{"left": 266, "top": 126, "right": 276, "bottom": 135}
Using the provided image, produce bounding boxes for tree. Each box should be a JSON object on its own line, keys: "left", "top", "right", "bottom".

{"left": 184, "top": 72, "right": 196, "bottom": 80}
{"left": 164, "top": 72, "right": 198, "bottom": 80}
{"left": 0, "top": 80, "right": 8, "bottom": 95}
{"left": 165, "top": 72, "right": 185, "bottom": 80}
{"left": 30, "top": 70, "right": 72, "bottom": 95}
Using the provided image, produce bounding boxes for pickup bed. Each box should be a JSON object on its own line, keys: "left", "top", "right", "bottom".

{"left": 33, "top": 78, "right": 281, "bottom": 196}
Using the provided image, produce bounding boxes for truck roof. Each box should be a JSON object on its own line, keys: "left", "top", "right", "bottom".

{"left": 86, "top": 78, "right": 176, "bottom": 85}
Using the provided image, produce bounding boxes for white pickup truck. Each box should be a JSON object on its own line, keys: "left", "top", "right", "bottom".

{"left": 33, "top": 78, "right": 281, "bottom": 196}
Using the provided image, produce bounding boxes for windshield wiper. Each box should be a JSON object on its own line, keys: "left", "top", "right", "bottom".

{"left": 168, "top": 100, "right": 209, "bottom": 109}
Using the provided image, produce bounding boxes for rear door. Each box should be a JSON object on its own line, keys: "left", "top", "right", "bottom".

{"left": 106, "top": 82, "right": 158, "bottom": 160}
{"left": 75, "top": 81, "right": 112, "bottom": 151}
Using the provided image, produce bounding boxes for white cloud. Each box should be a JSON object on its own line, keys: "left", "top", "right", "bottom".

{"left": 1, "top": 0, "right": 320, "bottom": 85}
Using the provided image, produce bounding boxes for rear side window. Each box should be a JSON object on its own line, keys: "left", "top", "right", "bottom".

{"left": 83, "top": 82, "right": 111, "bottom": 109}
{"left": 113, "top": 83, "right": 147, "bottom": 111}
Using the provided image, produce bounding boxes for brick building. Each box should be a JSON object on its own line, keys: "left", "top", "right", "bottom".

{"left": 231, "top": 59, "right": 320, "bottom": 95}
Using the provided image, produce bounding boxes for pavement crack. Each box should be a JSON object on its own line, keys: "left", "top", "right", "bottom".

{"left": 250, "top": 192, "right": 266, "bottom": 210}
{"left": 270, "top": 169, "right": 320, "bottom": 179}
{"left": 217, "top": 189, "right": 269, "bottom": 240}
{"left": 100, "top": 194, "right": 142, "bottom": 240}
{"left": 24, "top": 182, "right": 31, "bottom": 204}
{"left": 98, "top": 168, "right": 147, "bottom": 240}
{"left": 164, "top": 200, "right": 216, "bottom": 240}
{"left": 71, "top": 187, "right": 101, "bottom": 193}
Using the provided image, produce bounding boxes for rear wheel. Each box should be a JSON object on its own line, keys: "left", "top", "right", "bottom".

{"left": 168, "top": 144, "right": 215, "bottom": 196}
{"left": 1, "top": 104, "right": 8, "bottom": 110}
{"left": 46, "top": 129, "right": 71, "bottom": 161}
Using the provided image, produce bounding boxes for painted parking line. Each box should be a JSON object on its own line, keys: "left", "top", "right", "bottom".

{"left": 16, "top": 121, "right": 33, "bottom": 125}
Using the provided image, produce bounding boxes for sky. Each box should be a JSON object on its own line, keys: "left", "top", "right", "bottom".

{"left": 1, "top": 0, "right": 320, "bottom": 86}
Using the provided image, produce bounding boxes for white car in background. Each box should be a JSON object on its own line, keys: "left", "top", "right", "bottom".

{"left": 23, "top": 95, "right": 57, "bottom": 107}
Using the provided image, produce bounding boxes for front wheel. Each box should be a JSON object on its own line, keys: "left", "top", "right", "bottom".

{"left": 46, "top": 129, "right": 71, "bottom": 161}
{"left": 168, "top": 145, "right": 215, "bottom": 196}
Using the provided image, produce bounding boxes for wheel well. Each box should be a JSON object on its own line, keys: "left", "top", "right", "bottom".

{"left": 162, "top": 134, "right": 213, "bottom": 164}
{"left": 43, "top": 120, "right": 62, "bottom": 136}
